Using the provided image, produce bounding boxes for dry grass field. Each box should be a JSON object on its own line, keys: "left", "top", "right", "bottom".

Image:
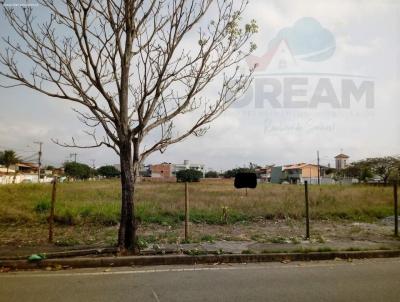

{"left": 0, "top": 179, "right": 396, "bottom": 249}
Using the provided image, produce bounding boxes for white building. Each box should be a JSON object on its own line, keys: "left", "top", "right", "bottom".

{"left": 335, "top": 153, "right": 350, "bottom": 170}
{"left": 172, "top": 160, "right": 205, "bottom": 177}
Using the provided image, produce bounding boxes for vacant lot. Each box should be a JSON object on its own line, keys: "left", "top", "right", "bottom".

{"left": 0, "top": 179, "right": 396, "bottom": 249}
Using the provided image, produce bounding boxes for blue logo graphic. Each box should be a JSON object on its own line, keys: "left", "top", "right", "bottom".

{"left": 269, "top": 17, "right": 335, "bottom": 62}
{"left": 246, "top": 17, "right": 336, "bottom": 71}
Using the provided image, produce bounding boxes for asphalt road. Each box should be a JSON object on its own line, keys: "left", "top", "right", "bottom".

{"left": 1, "top": 258, "right": 400, "bottom": 302}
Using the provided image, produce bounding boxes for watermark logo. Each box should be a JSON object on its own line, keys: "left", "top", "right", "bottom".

{"left": 249, "top": 17, "right": 335, "bottom": 69}
{"left": 235, "top": 17, "right": 375, "bottom": 110}
{"left": 1, "top": 1, "right": 39, "bottom": 7}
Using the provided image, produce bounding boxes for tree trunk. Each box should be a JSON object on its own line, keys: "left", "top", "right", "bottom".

{"left": 118, "top": 141, "right": 137, "bottom": 252}
{"left": 383, "top": 175, "right": 389, "bottom": 186}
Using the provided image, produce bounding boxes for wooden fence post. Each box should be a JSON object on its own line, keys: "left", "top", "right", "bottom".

{"left": 185, "top": 182, "right": 189, "bottom": 241}
{"left": 49, "top": 177, "right": 57, "bottom": 243}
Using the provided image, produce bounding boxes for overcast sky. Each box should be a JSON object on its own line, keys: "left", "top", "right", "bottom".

{"left": 0, "top": 0, "right": 399, "bottom": 171}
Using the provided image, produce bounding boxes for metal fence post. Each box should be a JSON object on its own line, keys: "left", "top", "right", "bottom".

{"left": 49, "top": 177, "right": 57, "bottom": 243}
{"left": 305, "top": 181, "right": 310, "bottom": 239}
{"left": 185, "top": 182, "right": 189, "bottom": 241}
{"left": 394, "top": 180, "right": 398, "bottom": 237}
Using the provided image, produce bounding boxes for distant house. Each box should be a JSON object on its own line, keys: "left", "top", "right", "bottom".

{"left": 149, "top": 160, "right": 205, "bottom": 179}
{"left": 283, "top": 163, "right": 321, "bottom": 184}
{"left": 150, "top": 163, "right": 173, "bottom": 178}
{"left": 270, "top": 163, "right": 326, "bottom": 184}
{"left": 270, "top": 166, "right": 284, "bottom": 184}
{"left": 0, "top": 166, "right": 15, "bottom": 174}
{"left": 255, "top": 165, "right": 274, "bottom": 182}
{"left": 172, "top": 160, "right": 205, "bottom": 177}
{"left": 0, "top": 162, "right": 66, "bottom": 185}
{"left": 335, "top": 153, "right": 350, "bottom": 170}
{"left": 0, "top": 162, "right": 39, "bottom": 184}
{"left": 14, "top": 162, "right": 38, "bottom": 173}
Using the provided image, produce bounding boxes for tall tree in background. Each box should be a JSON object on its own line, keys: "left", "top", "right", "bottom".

{"left": 0, "top": 150, "right": 19, "bottom": 174}
{"left": 64, "top": 161, "right": 92, "bottom": 179}
{"left": 97, "top": 165, "right": 121, "bottom": 178}
{"left": 360, "top": 157, "right": 400, "bottom": 184}
{"left": 0, "top": 0, "right": 257, "bottom": 251}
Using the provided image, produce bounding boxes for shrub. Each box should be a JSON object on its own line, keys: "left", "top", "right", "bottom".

{"left": 223, "top": 168, "right": 254, "bottom": 178}
{"left": 205, "top": 171, "right": 219, "bottom": 178}
{"left": 34, "top": 200, "right": 51, "bottom": 213}
{"left": 176, "top": 169, "right": 203, "bottom": 182}
{"left": 97, "top": 165, "right": 121, "bottom": 178}
{"left": 64, "top": 162, "right": 92, "bottom": 179}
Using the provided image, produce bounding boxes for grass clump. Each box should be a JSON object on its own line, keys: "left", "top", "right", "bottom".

{"left": 200, "top": 234, "right": 216, "bottom": 242}
{"left": 269, "top": 236, "right": 287, "bottom": 244}
{"left": 317, "top": 246, "right": 333, "bottom": 252}
{"left": 184, "top": 248, "right": 207, "bottom": 256}
{"left": 34, "top": 200, "right": 51, "bottom": 213}
{"left": 54, "top": 238, "right": 80, "bottom": 247}
{"left": 250, "top": 234, "right": 267, "bottom": 242}
{"left": 241, "top": 249, "right": 255, "bottom": 254}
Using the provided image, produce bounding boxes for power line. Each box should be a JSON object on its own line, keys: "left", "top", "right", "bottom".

{"left": 19, "top": 154, "right": 38, "bottom": 162}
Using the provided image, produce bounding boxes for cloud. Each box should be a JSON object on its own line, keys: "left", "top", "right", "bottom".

{"left": 268, "top": 17, "right": 336, "bottom": 61}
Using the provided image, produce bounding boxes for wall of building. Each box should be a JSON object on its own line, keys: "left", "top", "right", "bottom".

{"left": 270, "top": 166, "right": 283, "bottom": 183}
{"left": 0, "top": 173, "right": 40, "bottom": 185}
{"left": 299, "top": 177, "right": 336, "bottom": 185}
{"left": 150, "top": 163, "right": 173, "bottom": 178}
{"left": 300, "top": 165, "right": 320, "bottom": 179}
{"left": 335, "top": 158, "right": 348, "bottom": 170}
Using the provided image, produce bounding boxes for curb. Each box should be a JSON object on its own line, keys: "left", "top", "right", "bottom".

{"left": 0, "top": 247, "right": 118, "bottom": 261}
{"left": 1, "top": 250, "right": 400, "bottom": 270}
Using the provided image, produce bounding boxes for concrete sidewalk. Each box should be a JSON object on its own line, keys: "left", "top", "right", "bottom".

{"left": 2, "top": 232, "right": 400, "bottom": 270}
{"left": 142, "top": 238, "right": 400, "bottom": 255}
{"left": 2, "top": 237, "right": 400, "bottom": 261}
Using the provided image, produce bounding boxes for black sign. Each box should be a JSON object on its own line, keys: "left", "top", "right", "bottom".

{"left": 234, "top": 173, "right": 257, "bottom": 189}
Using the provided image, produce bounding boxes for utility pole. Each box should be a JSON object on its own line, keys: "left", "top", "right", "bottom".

{"left": 34, "top": 141, "right": 43, "bottom": 183}
{"left": 70, "top": 153, "right": 78, "bottom": 163}
{"left": 90, "top": 159, "right": 96, "bottom": 169}
{"left": 317, "top": 150, "right": 320, "bottom": 185}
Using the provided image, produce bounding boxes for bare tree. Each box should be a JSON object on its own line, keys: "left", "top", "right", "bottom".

{"left": 0, "top": 0, "right": 257, "bottom": 252}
